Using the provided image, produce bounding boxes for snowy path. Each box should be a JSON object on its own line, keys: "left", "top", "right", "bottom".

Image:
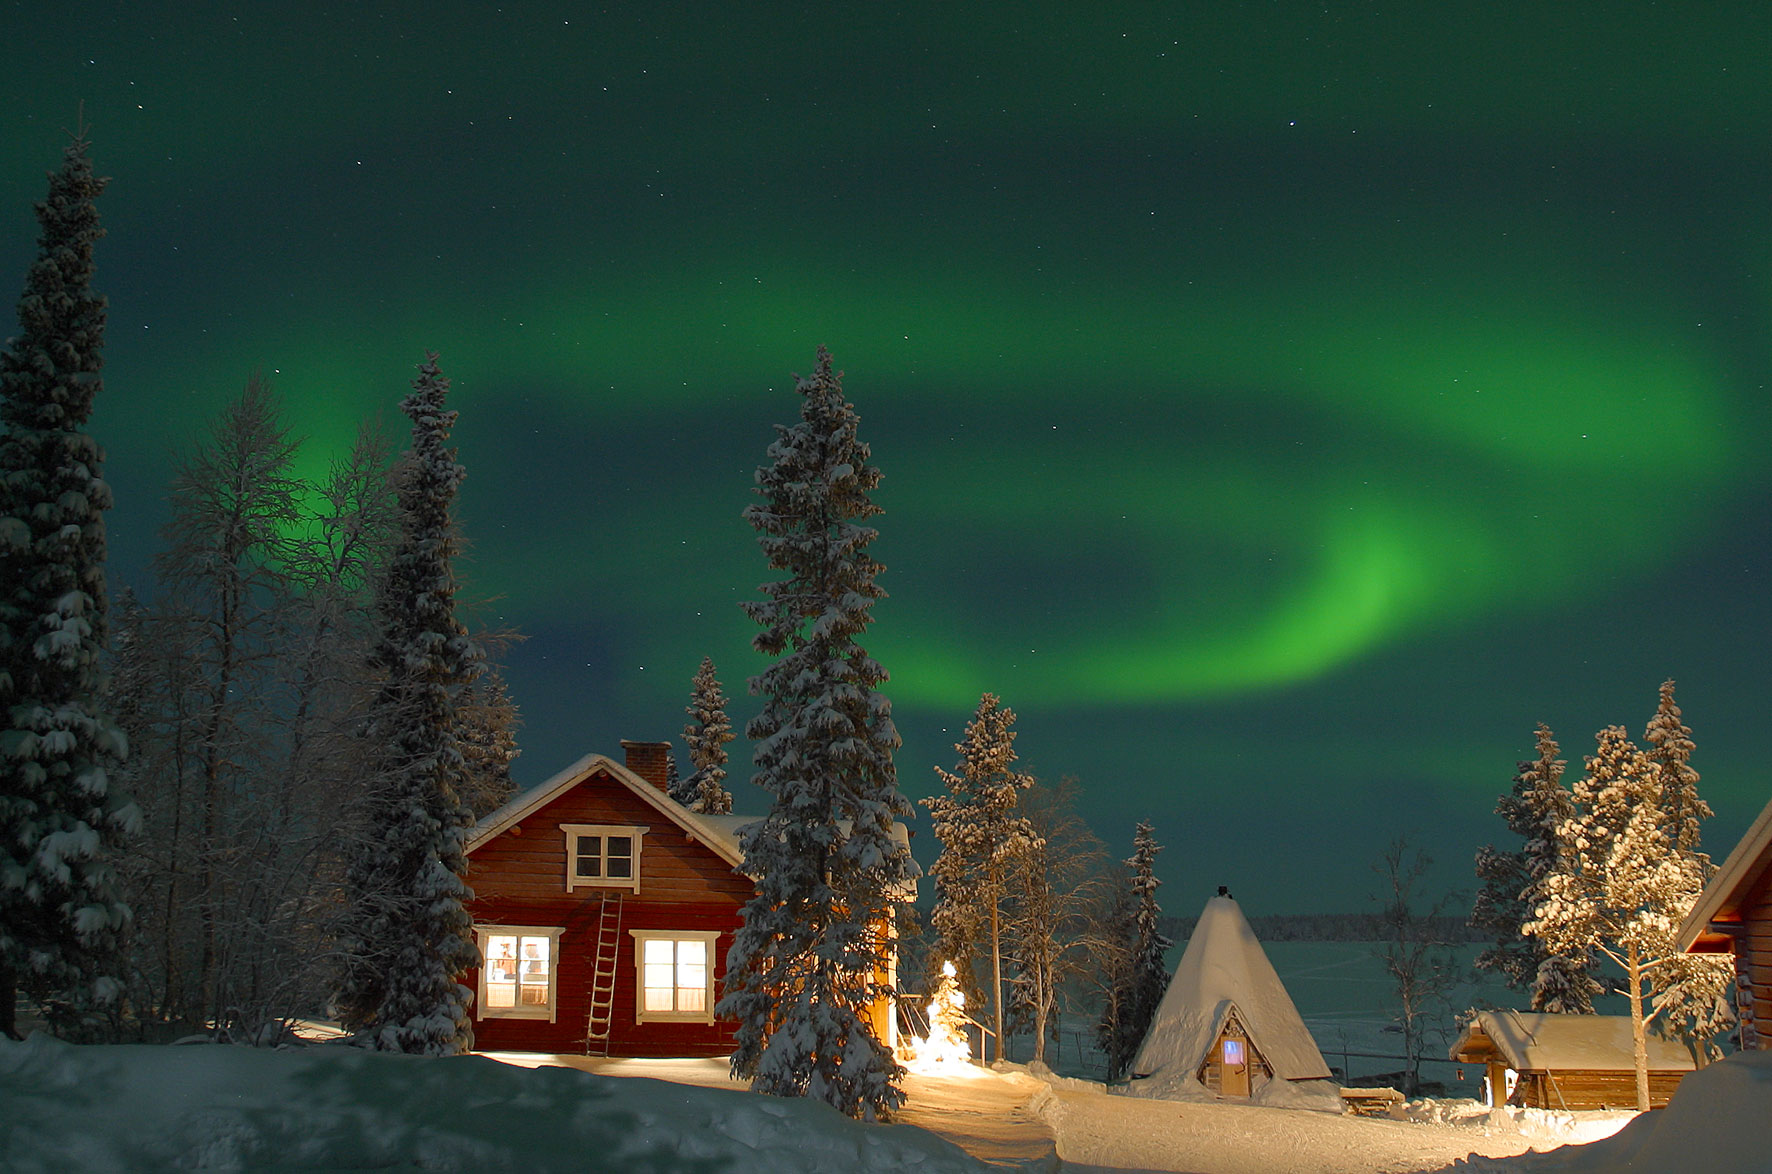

{"left": 494, "top": 1052, "right": 1063, "bottom": 1171}
{"left": 1033, "top": 1086, "right": 1536, "bottom": 1174}
{"left": 897, "top": 1069, "right": 1061, "bottom": 1171}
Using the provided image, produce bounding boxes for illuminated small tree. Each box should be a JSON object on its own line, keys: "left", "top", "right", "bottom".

{"left": 923, "top": 692, "right": 1041, "bottom": 1063}
{"left": 905, "top": 961, "right": 972, "bottom": 1070}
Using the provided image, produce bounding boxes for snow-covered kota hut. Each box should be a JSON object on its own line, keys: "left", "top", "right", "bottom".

{"left": 1129, "top": 892, "right": 1340, "bottom": 1110}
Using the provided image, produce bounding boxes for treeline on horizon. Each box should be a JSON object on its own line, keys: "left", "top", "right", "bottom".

{"left": 1158, "top": 912, "right": 1487, "bottom": 945}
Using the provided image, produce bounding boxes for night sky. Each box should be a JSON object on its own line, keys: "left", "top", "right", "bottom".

{"left": 7, "top": 4, "right": 1768, "bottom": 911}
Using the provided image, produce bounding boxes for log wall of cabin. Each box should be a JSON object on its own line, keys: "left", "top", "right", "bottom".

{"left": 1516, "top": 1069, "right": 1687, "bottom": 1111}
{"left": 1741, "top": 868, "right": 1772, "bottom": 1049}
{"left": 465, "top": 766, "right": 753, "bottom": 1056}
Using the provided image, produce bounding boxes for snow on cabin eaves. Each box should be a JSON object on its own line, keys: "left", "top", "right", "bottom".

{"left": 1677, "top": 792, "right": 1772, "bottom": 949}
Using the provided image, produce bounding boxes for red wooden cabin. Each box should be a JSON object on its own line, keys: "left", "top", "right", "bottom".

{"left": 463, "top": 741, "right": 756, "bottom": 1057}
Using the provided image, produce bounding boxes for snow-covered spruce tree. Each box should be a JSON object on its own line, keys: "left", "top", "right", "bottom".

{"left": 1125, "top": 822, "right": 1172, "bottom": 1050}
{"left": 1472, "top": 724, "right": 1599, "bottom": 1013}
{"left": 1095, "top": 823, "right": 1172, "bottom": 1078}
{"left": 718, "top": 346, "right": 916, "bottom": 1121}
{"left": 1472, "top": 731, "right": 1551, "bottom": 991}
{"left": 677, "top": 656, "right": 733, "bottom": 814}
{"left": 333, "top": 353, "right": 481, "bottom": 1055}
{"left": 1525, "top": 724, "right": 1727, "bottom": 1110}
{"left": 922, "top": 691, "right": 1042, "bottom": 1062}
{"left": 0, "top": 130, "right": 136, "bottom": 1039}
{"left": 1639, "top": 680, "right": 1732, "bottom": 1056}
{"left": 1645, "top": 680, "right": 1709, "bottom": 862}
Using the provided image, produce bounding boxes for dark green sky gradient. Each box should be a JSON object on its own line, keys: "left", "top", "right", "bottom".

{"left": 6, "top": 2, "right": 1768, "bottom": 910}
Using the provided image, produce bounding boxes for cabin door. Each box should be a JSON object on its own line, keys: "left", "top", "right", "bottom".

{"left": 1219, "top": 1037, "right": 1251, "bottom": 1097}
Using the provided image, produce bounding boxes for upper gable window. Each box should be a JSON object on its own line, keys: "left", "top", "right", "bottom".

{"left": 562, "top": 823, "right": 648, "bottom": 893}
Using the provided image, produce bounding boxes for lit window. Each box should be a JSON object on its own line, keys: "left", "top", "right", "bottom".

{"left": 1222, "top": 1039, "right": 1245, "bottom": 1065}
{"left": 630, "top": 930, "right": 721, "bottom": 1023}
{"left": 477, "top": 927, "right": 562, "bottom": 1021}
{"left": 563, "top": 823, "right": 648, "bottom": 892}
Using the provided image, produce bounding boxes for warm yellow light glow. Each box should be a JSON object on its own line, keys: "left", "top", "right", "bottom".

{"left": 903, "top": 960, "right": 973, "bottom": 1072}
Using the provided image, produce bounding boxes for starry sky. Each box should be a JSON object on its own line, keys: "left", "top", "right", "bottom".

{"left": 6, "top": 3, "right": 1768, "bottom": 912}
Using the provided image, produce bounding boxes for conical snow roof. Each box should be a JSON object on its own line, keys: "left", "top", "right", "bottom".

{"left": 1131, "top": 895, "right": 1331, "bottom": 1083}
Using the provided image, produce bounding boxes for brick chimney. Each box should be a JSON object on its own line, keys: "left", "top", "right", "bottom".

{"left": 621, "top": 740, "right": 674, "bottom": 794}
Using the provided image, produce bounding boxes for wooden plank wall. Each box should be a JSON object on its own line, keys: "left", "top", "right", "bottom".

{"left": 1743, "top": 869, "right": 1772, "bottom": 1049}
{"left": 1521, "top": 1069, "right": 1687, "bottom": 1111}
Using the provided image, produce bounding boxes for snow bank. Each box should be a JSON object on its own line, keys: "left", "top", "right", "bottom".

{"left": 1395, "top": 1097, "right": 1633, "bottom": 1146}
{"left": 1443, "top": 1049, "right": 1772, "bottom": 1173}
{"left": 0, "top": 1034, "right": 988, "bottom": 1173}
{"left": 1122, "top": 1066, "right": 1346, "bottom": 1112}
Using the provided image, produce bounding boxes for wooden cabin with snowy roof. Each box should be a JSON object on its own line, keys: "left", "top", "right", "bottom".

{"left": 463, "top": 741, "right": 905, "bottom": 1058}
{"left": 1678, "top": 793, "right": 1772, "bottom": 1051}
{"left": 1448, "top": 1010, "right": 1696, "bottom": 1110}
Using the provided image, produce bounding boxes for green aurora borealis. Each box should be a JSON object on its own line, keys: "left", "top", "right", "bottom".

{"left": 6, "top": 3, "right": 1768, "bottom": 908}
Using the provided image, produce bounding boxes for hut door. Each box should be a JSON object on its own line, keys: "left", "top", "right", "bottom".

{"left": 1219, "top": 1037, "right": 1251, "bottom": 1097}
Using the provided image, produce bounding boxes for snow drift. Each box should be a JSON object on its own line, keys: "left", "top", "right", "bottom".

{"left": 1450, "top": 1047, "right": 1772, "bottom": 1172}
{"left": 0, "top": 1034, "right": 988, "bottom": 1173}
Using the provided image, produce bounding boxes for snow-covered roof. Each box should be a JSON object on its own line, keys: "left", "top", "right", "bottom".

{"left": 1131, "top": 895, "right": 1332, "bottom": 1083}
{"left": 1676, "top": 792, "right": 1772, "bottom": 952}
{"left": 1449, "top": 1011, "right": 1698, "bottom": 1073}
{"left": 466, "top": 753, "right": 751, "bottom": 869}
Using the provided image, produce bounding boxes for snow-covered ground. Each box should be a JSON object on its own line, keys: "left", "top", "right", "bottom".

{"left": 0, "top": 1034, "right": 987, "bottom": 1174}
{"left": 4, "top": 1032, "right": 1766, "bottom": 1173}
{"left": 1445, "top": 1048, "right": 1772, "bottom": 1174}
{"left": 1027, "top": 1068, "right": 1538, "bottom": 1174}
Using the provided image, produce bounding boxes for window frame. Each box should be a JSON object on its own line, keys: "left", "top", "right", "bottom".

{"left": 562, "top": 823, "right": 648, "bottom": 893}
{"left": 629, "top": 929, "right": 722, "bottom": 1025}
{"left": 475, "top": 925, "right": 564, "bottom": 1022}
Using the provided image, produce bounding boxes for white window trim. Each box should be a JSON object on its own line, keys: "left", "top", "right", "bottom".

{"left": 562, "top": 823, "right": 648, "bottom": 893}
{"left": 475, "top": 925, "right": 564, "bottom": 1022}
{"left": 630, "top": 929, "right": 722, "bottom": 1025}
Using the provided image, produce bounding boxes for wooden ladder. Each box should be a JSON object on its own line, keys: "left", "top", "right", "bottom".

{"left": 585, "top": 890, "right": 624, "bottom": 1055}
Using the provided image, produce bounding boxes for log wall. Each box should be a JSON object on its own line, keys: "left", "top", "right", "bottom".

{"left": 1741, "top": 868, "right": 1772, "bottom": 1049}
{"left": 1517, "top": 1068, "right": 1687, "bottom": 1111}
